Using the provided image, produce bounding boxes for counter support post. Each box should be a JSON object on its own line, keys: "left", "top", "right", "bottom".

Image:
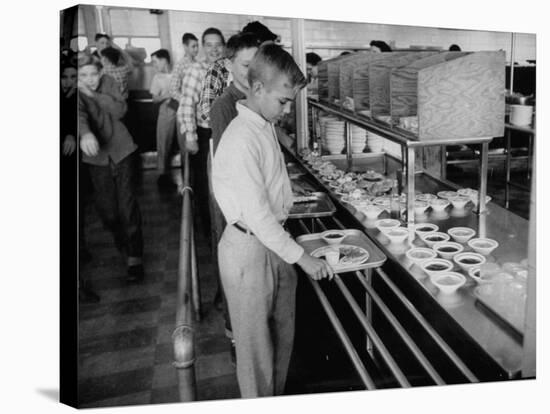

{"left": 505, "top": 129, "right": 512, "bottom": 208}
{"left": 345, "top": 121, "right": 352, "bottom": 171}
{"left": 478, "top": 142, "right": 489, "bottom": 214}
{"left": 406, "top": 147, "right": 416, "bottom": 241}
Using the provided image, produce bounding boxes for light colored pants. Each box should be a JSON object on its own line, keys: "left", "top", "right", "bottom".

{"left": 218, "top": 225, "right": 298, "bottom": 398}
{"left": 156, "top": 101, "right": 177, "bottom": 174}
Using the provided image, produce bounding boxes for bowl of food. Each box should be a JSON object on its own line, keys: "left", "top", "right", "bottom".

{"left": 415, "top": 223, "right": 439, "bottom": 238}
{"left": 447, "top": 227, "right": 476, "bottom": 243}
{"left": 406, "top": 247, "right": 437, "bottom": 266}
{"left": 385, "top": 227, "right": 409, "bottom": 244}
{"left": 448, "top": 195, "right": 471, "bottom": 210}
{"left": 453, "top": 252, "right": 486, "bottom": 272}
{"left": 375, "top": 218, "right": 401, "bottom": 234}
{"left": 431, "top": 272, "right": 467, "bottom": 295}
{"left": 467, "top": 238, "right": 499, "bottom": 256}
{"left": 429, "top": 198, "right": 450, "bottom": 213}
{"left": 437, "top": 191, "right": 458, "bottom": 200}
{"left": 420, "top": 258, "right": 454, "bottom": 278}
{"left": 414, "top": 200, "right": 429, "bottom": 215}
{"left": 321, "top": 230, "right": 347, "bottom": 245}
{"left": 433, "top": 241, "right": 464, "bottom": 260}
{"left": 361, "top": 204, "right": 383, "bottom": 220}
{"left": 457, "top": 188, "right": 478, "bottom": 198}
{"left": 420, "top": 232, "right": 451, "bottom": 248}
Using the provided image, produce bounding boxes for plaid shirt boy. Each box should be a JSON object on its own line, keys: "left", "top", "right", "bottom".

{"left": 102, "top": 61, "right": 131, "bottom": 99}
{"left": 176, "top": 60, "right": 210, "bottom": 143}
{"left": 168, "top": 56, "right": 196, "bottom": 103}
{"left": 197, "top": 58, "right": 232, "bottom": 125}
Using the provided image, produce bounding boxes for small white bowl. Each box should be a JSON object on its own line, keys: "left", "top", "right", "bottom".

{"left": 421, "top": 232, "right": 451, "bottom": 248}
{"left": 414, "top": 200, "right": 429, "bottom": 215}
{"left": 406, "top": 247, "right": 437, "bottom": 266}
{"left": 421, "top": 258, "right": 454, "bottom": 278}
{"left": 432, "top": 241, "right": 464, "bottom": 260}
{"left": 447, "top": 227, "right": 476, "bottom": 243}
{"left": 448, "top": 195, "right": 471, "bottom": 210}
{"left": 457, "top": 188, "right": 477, "bottom": 197}
{"left": 437, "top": 191, "right": 458, "bottom": 200}
{"left": 416, "top": 193, "right": 438, "bottom": 202}
{"left": 361, "top": 204, "right": 383, "bottom": 220}
{"left": 431, "top": 272, "right": 467, "bottom": 295}
{"left": 468, "top": 267, "right": 483, "bottom": 283}
{"left": 467, "top": 238, "right": 499, "bottom": 256}
{"left": 414, "top": 223, "right": 439, "bottom": 238}
{"left": 385, "top": 227, "right": 409, "bottom": 244}
{"left": 453, "top": 252, "right": 486, "bottom": 272}
{"left": 429, "top": 198, "right": 450, "bottom": 213}
{"left": 375, "top": 218, "right": 401, "bottom": 234}
{"left": 321, "top": 230, "right": 346, "bottom": 245}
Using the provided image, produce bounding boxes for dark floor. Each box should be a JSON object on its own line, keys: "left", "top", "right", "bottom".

{"left": 77, "top": 153, "right": 532, "bottom": 408}
{"left": 78, "top": 167, "right": 239, "bottom": 408}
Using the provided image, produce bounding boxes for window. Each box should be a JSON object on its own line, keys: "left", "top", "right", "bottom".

{"left": 109, "top": 8, "right": 161, "bottom": 63}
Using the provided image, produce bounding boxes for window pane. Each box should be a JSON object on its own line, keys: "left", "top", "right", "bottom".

{"left": 129, "top": 38, "right": 161, "bottom": 63}
{"left": 109, "top": 8, "right": 159, "bottom": 37}
{"left": 113, "top": 37, "right": 129, "bottom": 49}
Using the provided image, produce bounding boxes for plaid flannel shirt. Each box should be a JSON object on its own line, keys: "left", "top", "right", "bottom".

{"left": 168, "top": 56, "right": 195, "bottom": 102}
{"left": 102, "top": 61, "right": 131, "bottom": 99}
{"left": 176, "top": 60, "right": 209, "bottom": 142}
{"left": 197, "top": 58, "right": 232, "bottom": 125}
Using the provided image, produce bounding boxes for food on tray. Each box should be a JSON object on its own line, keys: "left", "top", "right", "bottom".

{"left": 311, "top": 244, "right": 369, "bottom": 266}
{"left": 362, "top": 170, "right": 384, "bottom": 181}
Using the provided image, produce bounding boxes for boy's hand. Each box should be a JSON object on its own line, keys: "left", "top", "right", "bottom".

{"left": 185, "top": 139, "right": 199, "bottom": 155}
{"left": 80, "top": 132, "right": 100, "bottom": 157}
{"left": 63, "top": 135, "right": 76, "bottom": 156}
{"left": 78, "top": 80, "right": 94, "bottom": 98}
{"left": 297, "top": 252, "right": 334, "bottom": 281}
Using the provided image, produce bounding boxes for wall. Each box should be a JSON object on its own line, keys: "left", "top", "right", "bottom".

{"left": 166, "top": 10, "right": 535, "bottom": 64}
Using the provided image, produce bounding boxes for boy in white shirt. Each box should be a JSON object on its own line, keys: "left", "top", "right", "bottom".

{"left": 150, "top": 49, "right": 177, "bottom": 190}
{"left": 213, "top": 43, "right": 333, "bottom": 398}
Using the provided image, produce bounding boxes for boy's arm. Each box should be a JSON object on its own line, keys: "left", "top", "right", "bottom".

{"left": 210, "top": 100, "right": 234, "bottom": 155}
{"left": 92, "top": 76, "right": 128, "bottom": 119}
{"left": 168, "top": 61, "right": 185, "bottom": 102}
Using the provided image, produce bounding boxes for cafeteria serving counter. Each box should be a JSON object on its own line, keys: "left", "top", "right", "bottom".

{"left": 283, "top": 144, "right": 532, "bottom": 381}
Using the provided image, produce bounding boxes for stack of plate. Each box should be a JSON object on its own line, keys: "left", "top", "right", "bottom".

{"left": 350, "top": 125, "right": 367, "bottom": 154}
{"left": 322, "top": 118, "right": 345, "bottom": 155}
{"left": 367, "top": 133, "right": 384, "bottom": 153}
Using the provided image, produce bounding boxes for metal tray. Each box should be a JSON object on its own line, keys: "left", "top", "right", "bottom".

{"left": 289, "top": 192, "right": 337, "bottom": 219}
{"left": 296, "top": 229, "right": 386, "bottom": 273}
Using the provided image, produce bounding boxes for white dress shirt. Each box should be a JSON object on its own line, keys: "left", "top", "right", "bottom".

{"left": 213, "top": 102, "right": 304, "bottom": 264}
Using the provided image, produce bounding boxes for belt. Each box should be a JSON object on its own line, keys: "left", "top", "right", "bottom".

{"left": 233, "top": 220, "right": 287, "bottom": 236}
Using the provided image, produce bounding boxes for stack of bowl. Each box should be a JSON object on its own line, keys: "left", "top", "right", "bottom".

{"left": 321, "top": 118, "right": 345, "bottom": 155}
{"left": 350, "top": 125, "right": 368, "bottom": 154}
{"left": 367, "top": 132, "right": 384, "bottom": 153}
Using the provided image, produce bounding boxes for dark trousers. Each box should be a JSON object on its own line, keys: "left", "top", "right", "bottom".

{"left": 191, "top": 126, "right": 212, "bottom": 238}
{"left": 87, "top": 154, "right": 143, "bottom": 261}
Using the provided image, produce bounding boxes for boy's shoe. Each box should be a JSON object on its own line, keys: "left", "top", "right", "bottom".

{"left": 126, "top": 264, "right": 144, "bottom": 283}
{"left": 157, "top": 174, "right": 177, "bottom": 191}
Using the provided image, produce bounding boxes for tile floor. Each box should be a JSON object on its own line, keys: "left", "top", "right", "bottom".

{"left": 78, "top": 167, "right": 238, "bottom": 408}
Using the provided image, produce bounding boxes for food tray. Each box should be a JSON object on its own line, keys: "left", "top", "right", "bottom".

{"left": 296, "top": 229, "right": 386, "bottom": 273}
{"left": 289, "top": 192, "right": 337, "bottom": 219}
{"left": 287, "top": 162, "right": 306, "bottom": 179}
{"left": 473, "top": 287, "right": 524, "bottom": 340}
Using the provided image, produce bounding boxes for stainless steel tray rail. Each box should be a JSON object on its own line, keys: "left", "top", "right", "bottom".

{"left": 292, "top": 213, "right": 480, "bottom": 388}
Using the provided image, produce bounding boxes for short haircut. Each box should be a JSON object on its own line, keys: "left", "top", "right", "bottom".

{"left": 100, "top": 47, "right": 121, "bottom": 66}
{"left": 241, "top": 21, "right": 278, "bottom": 43}
{"left": 247, "top": 43, "right": 307, "bottom": 90}
{"left": 370, "top": 40, "right": 392, "bottom": 52}
{"left": 181, "top": 33, "right": 198, "bottom": 45}
{"left": 449, "top": 44, "right": 462, "bottom": 51}
{"left": 306, "top": 52, "right": 322, "bottom": 66}
{"left": 201, "top": 27, "right": 225, "bottom": 45}
{"left": 151, "top": 48, "right": 171, "bottom": 64}
{"left": 95, "top": 33, "right": 111, "bottom": 42}
{"left": 225, "top": 32, "right": 261, "bottom": 60}
{"left": 61, "top": 63, "right": 77, "bottom": 74}
{"left": 77, "top": 53, "right": 103, "bottom": 71}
